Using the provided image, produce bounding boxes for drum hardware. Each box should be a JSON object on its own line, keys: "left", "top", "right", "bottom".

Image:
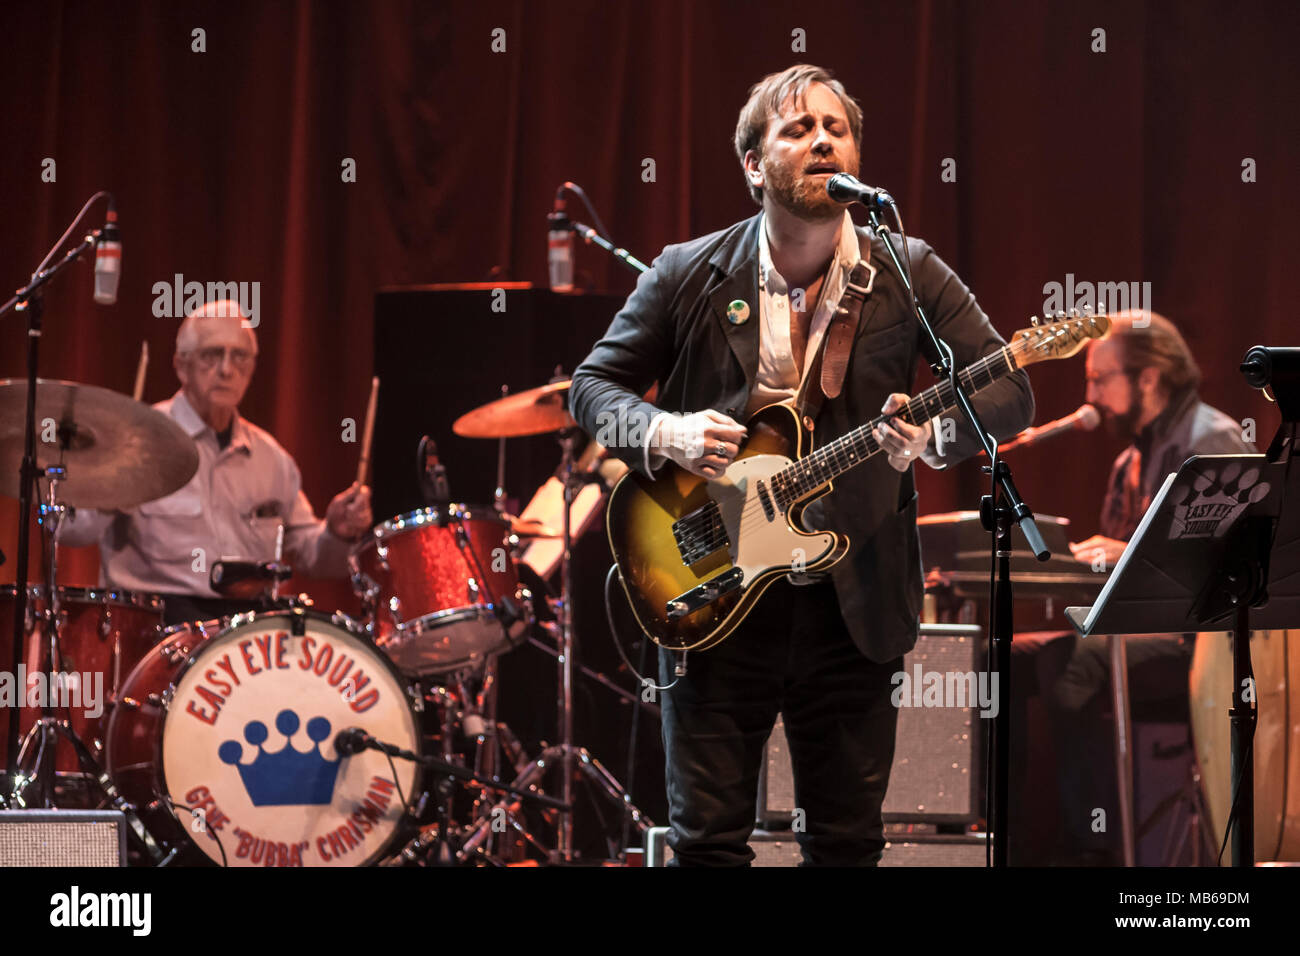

{"left": 2, "top": 370, "right": 198, "bottom": 808}
{"left": 344, "top": 722, "right": 570, "bottom": 866}
{"left": 446, "top": 378, "right": 654, "bottom": 861}
{"left": 526, "top": 621, "right": 659, "bottom": 715}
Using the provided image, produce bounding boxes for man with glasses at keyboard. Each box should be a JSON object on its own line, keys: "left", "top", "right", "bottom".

{"left": 60, "top": 299, "right": 372, "bottom": 624}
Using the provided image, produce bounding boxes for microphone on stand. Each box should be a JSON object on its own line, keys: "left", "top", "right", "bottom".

{"left": 333, "top": 727, "right": 373, "bottom": 757}
{"left": 826, "top": 172, "right": 894, "bottom": 208}
{"left": 997, "top": 404, "right": 1101, "bottom": 453}
{"left": 547, "top": 186, "right": 574, "bottom": 293}
{"left": 93, "top": 203, "right": 121, "bottom": 305}
{"left": 417, "top": 435, "right": 451, "bottom": 515}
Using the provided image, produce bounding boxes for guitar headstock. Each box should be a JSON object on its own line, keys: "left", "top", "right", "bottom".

{"left": 1009, "top": 310, "right": 1112, "bottom": 368}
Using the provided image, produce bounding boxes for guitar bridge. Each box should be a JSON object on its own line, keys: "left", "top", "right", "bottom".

{"left": 665, "top": 567, "right": 743, "bottom": 619}
{"left": 672, "top": 501, "right": 729, "bottom": 565}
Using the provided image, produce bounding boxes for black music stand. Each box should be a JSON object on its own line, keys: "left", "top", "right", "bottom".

{"left": 1065, "top": 448, "right": 1299, "bottom": 867}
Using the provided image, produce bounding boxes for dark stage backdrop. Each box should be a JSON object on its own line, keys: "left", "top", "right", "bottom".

{"left": 2, "top": 2, "right": 1297, "bottom": 606}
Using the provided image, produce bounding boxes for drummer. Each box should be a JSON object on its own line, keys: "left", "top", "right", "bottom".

{"left": 59, "top": 299, "right": 372, "bottom": 625}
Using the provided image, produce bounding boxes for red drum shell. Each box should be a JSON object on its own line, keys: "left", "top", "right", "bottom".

{"left": 351, "top": 505, "right": 528, "bottom": 674}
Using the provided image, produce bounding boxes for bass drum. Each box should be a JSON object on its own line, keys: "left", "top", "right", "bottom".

{"left": 1189, "top": 628, "right": 1300, "bottom": 862}
{"left": 107, "top": 609, "right": 423, "bottom": 867}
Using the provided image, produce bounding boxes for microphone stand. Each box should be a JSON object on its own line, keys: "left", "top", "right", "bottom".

{"left": 342, "top": 732, "right": 569, "bottom": 865}
{"left": 566, "top": 221, "right": 649, "bottom": 275}
{"left": 862, "top": 201, "right": 1048, "bottom": 868}
{"left": 1, "top": 196, "right": 113, "bottom": 806}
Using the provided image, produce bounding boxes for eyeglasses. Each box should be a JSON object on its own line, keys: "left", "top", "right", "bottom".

{"left": 1085, "top": 369, "right": 1126, "bottom": 387}
{"left": 190, "top": 347, "right": 255, "bottom": 369}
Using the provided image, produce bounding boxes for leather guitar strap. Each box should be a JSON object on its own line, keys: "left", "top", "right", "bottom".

{"left": 794, "top": 257, "right": 876, "bottom": 428}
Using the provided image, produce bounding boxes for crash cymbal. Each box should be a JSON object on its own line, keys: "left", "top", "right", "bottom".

{"left": 0, "top": 379, "right": 200, "bottom": 510}
{"left": 453, "top": 380, "right": 576, "bottom": 439}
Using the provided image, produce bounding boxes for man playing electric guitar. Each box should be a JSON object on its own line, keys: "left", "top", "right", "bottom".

{"left": 570, "top": 64, "right": 1035, "bottom": 866}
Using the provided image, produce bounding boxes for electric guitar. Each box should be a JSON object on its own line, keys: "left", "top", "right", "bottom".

{"left": 605, "top": 312, "right": 1111, "bottom": 651}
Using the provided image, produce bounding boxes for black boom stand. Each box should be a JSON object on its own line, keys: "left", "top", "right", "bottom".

{"left": 857, "top": 197, "right": 1049, "bottom": 868}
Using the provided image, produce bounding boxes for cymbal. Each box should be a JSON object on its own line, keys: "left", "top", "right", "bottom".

{"left": 453, "top": 380, "right": 576, "bottom": 439}
{"left": 0, "top": 379, "right": 200, "bottom": 510}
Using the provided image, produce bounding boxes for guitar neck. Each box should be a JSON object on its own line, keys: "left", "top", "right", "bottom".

{"left": 771, "top": 345, "right": 1018, "bottom": 505}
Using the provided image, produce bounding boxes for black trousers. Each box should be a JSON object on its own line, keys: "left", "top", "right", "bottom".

{"left": 657, "top": 577, "right": 904, "bottom": 866}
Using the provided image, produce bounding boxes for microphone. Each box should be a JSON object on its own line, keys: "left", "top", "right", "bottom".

{"left": 998, "top": 404, "right": 1101, "bottom": 453}
{"left": 826, "top": 172, "right": 894, "bottom": 208}
{"left": 417, "top": 435, "right": 450, "bottom": 511}
{"left": 93, "top": 204, "right": 121, "bottom": 305}
{"left": 334, "top": 727, "right": 372, "bottom": 757}
{"left": 547, "top": 186, "right": 574, "bottom": 293}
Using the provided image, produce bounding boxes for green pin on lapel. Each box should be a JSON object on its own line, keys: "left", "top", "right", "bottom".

{"left": 726, "top": 299, "right": 751, "bottom": 325}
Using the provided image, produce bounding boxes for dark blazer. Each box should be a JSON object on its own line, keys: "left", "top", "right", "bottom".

{"left": 570, "top": 214, "right": 1034, "bottom": 662}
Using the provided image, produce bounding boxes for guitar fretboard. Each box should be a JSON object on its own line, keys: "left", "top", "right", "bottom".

{"left": 768, "top": 346, "right": 1017, "bottom": 510}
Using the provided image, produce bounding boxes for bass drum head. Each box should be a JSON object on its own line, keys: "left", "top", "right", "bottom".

{"left": 143, "top": 611, "right": 420, "bottom": 866}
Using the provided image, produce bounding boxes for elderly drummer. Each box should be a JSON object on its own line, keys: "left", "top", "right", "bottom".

{"left": 59, "top": 299, "right": 371, "bottom": 624}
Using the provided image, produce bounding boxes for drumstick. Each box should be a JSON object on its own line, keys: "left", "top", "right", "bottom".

{"left": 132, "top": 341, "right": 148, "bottom": 402}
{"left": 356, "top": 376, "right": 379, "bottom": 488}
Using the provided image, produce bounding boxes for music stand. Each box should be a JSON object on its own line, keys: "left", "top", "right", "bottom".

{"left": 1066, "top": 448, "right": 1298, "bottom": 867}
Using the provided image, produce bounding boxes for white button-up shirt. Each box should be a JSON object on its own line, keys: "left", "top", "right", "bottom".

{"left": 644, "top": 210, "right": 862, "bottom": 470}
{"left": 59, "top": 391, "right": 350, "bottom": 596}
{"left": 746, "top": 208, "right": 862, "bottom": 416}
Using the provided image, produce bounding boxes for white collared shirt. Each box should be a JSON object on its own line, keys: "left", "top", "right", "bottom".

{"left": 644, "top": 210, "right": 861, "bottom": 471}
{"left": 747, "top": 208, "right": 862, "bottom": 416}
{"left": 59, "top": 391, "right": 349, "bottom": 596}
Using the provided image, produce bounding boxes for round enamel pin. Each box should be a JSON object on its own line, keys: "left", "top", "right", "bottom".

{"left": 726, "top": 299, "right": 751, "bottom": 325}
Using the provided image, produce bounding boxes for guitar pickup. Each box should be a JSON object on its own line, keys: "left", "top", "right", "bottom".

{"left": 666, "top": 567, "right": 743, "bottom": 619}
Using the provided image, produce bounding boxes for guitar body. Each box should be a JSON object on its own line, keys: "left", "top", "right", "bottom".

{"left": 606, "top": 403, "right": 848, "bottom": 651}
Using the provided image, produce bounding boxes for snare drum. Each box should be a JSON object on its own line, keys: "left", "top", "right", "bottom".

{"left": 350, "top": 505, "right": 531, "bottom": 675}
{"left": 107, "top": 608, "right": 423, "bottom": 867}
{"left": 0, "top": 585, "right": 163, "bottom": 774}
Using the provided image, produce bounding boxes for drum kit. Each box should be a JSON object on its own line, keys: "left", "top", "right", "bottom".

{"left": 0, "top": 375, "right": 652, "bottom": 866}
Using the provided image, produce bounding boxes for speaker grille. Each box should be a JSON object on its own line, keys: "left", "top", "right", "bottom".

{"left": 758, "top": 624, "right": 983, "bottom": 827}
{"left": 0, "top": 811, "right": 127, "bottom": 867}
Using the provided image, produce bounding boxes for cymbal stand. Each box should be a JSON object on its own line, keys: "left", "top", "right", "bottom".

{"left": 494, "top": 384, "right": 508, "bottom": 513}
{"left": 514, "top": 429, "right": 652, "bottom": 861}
{"left": 12, "top": 465, "right": 103, "bottom": 808}
{"left": 3, "top": 193, "right": 115, "bottom": 804}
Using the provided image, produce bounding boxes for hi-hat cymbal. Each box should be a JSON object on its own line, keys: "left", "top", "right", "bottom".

{"left": 0, "top": 379, "right": 200, "bottom": 510}
{"left": 453, "top": 380, "right": 576, "bottom": 439}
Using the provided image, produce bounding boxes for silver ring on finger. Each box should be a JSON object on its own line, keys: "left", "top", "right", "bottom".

{"left": 904, "top": 448, "right": 911, "bottom": 457}
{"left": 714, "top": 441, "right": 727, "bottom": 457}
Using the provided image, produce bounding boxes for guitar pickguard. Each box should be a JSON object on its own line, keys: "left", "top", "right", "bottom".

{"left": 703, "top": 454, "right": 837, "bottom": 584}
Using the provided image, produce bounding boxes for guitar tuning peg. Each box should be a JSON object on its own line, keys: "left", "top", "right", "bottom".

{"left": 1055, "top": 310, "right": 1066, "bottom": 320}
{"left": 1068, "top": 308, "right": 1079, "bottom": 318}
{"left": 1029, "top": 315, "right": 1040, "bottom": 326}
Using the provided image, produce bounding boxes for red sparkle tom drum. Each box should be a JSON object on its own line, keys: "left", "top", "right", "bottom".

{"left": 350, "top": 505, "right": 531, "bottom": 675}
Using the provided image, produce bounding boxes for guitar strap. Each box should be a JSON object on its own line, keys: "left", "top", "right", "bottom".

{"left": 793, "top": 255, "right": 876, "bottom": 428}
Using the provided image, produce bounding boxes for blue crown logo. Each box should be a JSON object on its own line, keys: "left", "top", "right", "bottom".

{"left": 218, "top": 709, "right": 341, "bottom": 806}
